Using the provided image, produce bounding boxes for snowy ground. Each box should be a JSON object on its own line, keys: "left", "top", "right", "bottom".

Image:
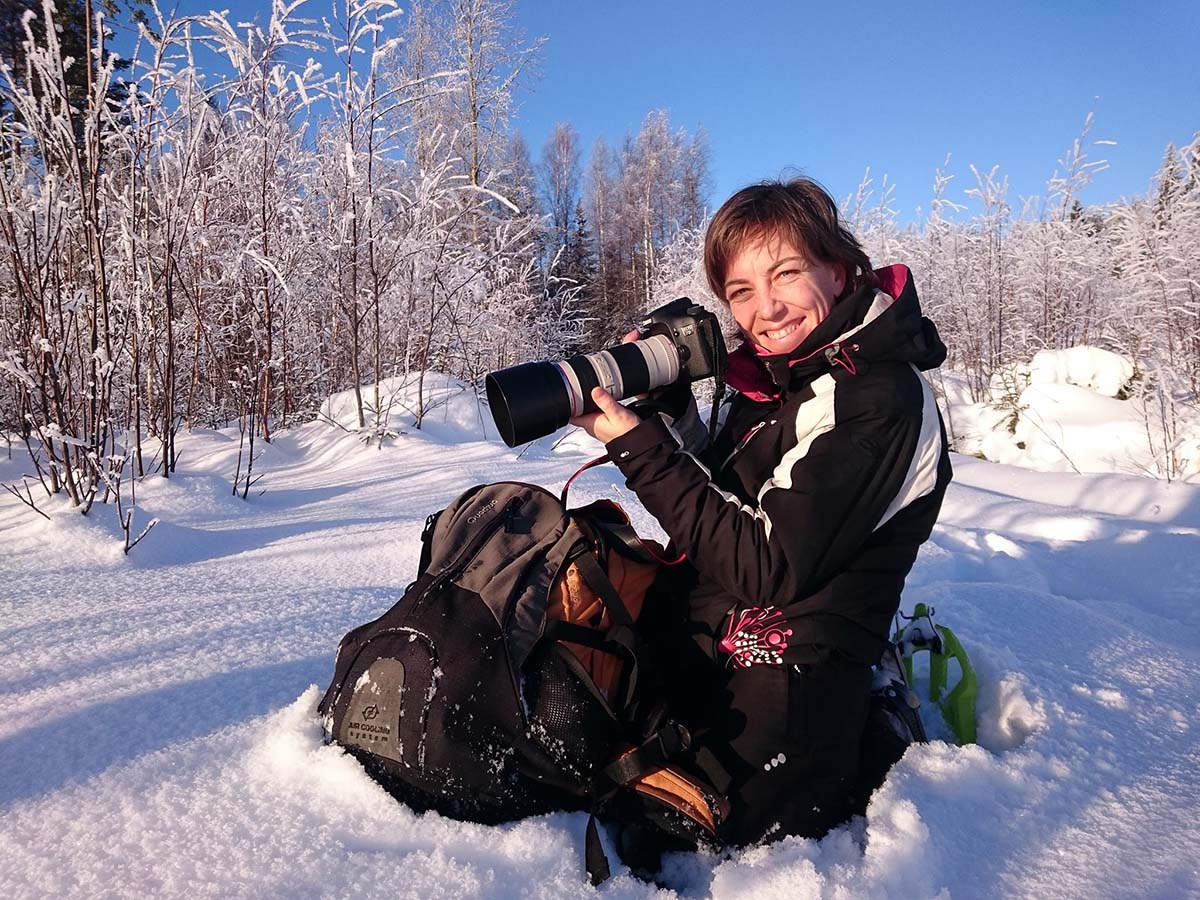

{"left": 939, "top": 347, "right": 1200, "bottom": 483}
{"left": 2, "top": 377, "right": 1199, "bottom": 899}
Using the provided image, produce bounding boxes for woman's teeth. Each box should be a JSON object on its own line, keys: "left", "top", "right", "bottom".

{"left": 765, "top": 322, "right": 800, "bottom": 340}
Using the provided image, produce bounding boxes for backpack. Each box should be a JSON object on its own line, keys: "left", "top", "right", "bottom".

{"left": 317, "top": 481, "right": 728, "bottom": 883}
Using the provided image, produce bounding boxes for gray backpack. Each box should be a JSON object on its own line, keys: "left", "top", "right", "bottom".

{"left": 318, "top": 481, "right": 728, "bottom": 883}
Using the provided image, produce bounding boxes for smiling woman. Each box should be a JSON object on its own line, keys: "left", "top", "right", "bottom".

{"left": 721, "top": 237, "right": 843, "bottom": 354}
{"left": 572, "top": 176, "right": 954, "bottom": 850}
{"left": 705, "top": 178, "right": 879, "bottom": 355}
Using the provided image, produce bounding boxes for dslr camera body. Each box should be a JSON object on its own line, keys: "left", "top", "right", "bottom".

{"left": 486, "top": 298, "right": 727, "bottom": 447}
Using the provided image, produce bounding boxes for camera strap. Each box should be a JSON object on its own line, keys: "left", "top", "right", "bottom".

{"left": 560, "top": 454, "right": 611, "bottom": 505}
{"left": 707, "top": 327, "right": 728, "bottom": 441}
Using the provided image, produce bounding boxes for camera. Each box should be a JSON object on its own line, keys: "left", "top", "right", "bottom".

{"left": 485, "top": 298, "right": 728, "bottom": 448}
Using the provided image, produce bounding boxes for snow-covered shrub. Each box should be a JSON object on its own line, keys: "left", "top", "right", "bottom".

{"left": 1026, "top": 347, "right": 1136, "bottom": 398}
{"left": 947, "top": 347, "right": 1199, "bottom": 481}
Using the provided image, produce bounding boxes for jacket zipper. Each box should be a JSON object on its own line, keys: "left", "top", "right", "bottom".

{"left": 724, "top": 334, "right": 854, "bottom": 474}
{"left": 717, "top": 402, "right": 783, "bottom": 475}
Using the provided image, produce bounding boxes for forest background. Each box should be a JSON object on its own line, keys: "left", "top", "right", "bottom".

{"left": 1, "top": 0, "right": 1197, "bottom": 545}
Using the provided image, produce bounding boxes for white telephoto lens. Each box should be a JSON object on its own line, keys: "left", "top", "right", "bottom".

{"left": 636, "top": 334, "right": 681, "bottom": 389}
{"left": 554, "top": 361, "right": 586, "bottom": 417}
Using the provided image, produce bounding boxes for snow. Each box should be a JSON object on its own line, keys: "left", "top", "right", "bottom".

{"left": 2, "top": 375, "right": 1200, "bottom": 899}
{"left": 1025, "top": 347, "right": 1135, "bottom": 398}
{"left": 941, "top": 348, "right": 1200, "bottom": 482}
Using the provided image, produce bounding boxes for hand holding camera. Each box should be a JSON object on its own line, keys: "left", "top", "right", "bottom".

{"left": 485, "top": 298, "right": 728, "bottom": 447}
{"left": 569, "top": 385, "right": 641, "bottom": 444}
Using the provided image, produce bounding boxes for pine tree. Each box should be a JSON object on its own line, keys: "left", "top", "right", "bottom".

{"left": 1153, "top": 143, "right": 1184, "bottom": 230}
{"left": 558, "top": 201, "right": 600, "bottom": 351}
{"left": 0, "top": 0, "right": 138, "bottom": 140}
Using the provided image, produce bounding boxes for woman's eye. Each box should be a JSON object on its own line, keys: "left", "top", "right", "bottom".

{"left": 728, "top": 288, "right": 749, "bottom": 302}
{"left": 778, "top": 268, "right": 800, "bottom": 280}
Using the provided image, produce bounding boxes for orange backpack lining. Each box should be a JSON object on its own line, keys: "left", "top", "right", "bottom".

{"left": 545, "top": 529, "right": 729, "bottom": 835}
{"left": 547, "top": 543, "right": 657, "bottom": 702}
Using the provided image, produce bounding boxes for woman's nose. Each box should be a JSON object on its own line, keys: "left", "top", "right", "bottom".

{"left": 757, "top": 282, "right": 783, "bottom": 317}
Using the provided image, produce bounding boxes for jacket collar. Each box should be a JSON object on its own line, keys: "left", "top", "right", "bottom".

{"left": 725, "top": 264, "right": 944, "bottom": 402}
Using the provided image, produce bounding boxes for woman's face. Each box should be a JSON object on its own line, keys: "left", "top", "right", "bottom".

{"left": 722, "top": 233, "right": 845, "bottom": 355}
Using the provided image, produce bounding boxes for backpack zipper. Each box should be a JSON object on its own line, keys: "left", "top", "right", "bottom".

{"left": 412, "top": 493, "right": 526, "bottom": 614}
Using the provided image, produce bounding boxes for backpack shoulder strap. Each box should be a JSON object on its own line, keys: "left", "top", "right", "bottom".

{"left": 571, "top": 500, "right": 661, "bottom": 566}
{"left": 571, "top": 548, "right": 635, "bottom": 627}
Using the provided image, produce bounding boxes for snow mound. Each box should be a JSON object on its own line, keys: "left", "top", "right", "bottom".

{"left": 943, "top": 348, "right": 1199, "bottom": 481}
{"left": 978, "top": 381, "right": 1152, "bottom": 475}
{"left": 1025, "top": 347, "right": 1135, "bottom": 398}
{"left": 318, "top": 373, "right": 499, "bottom": 444}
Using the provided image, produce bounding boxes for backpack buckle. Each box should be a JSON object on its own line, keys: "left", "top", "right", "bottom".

{"left": 653, "top": 720, "right": 691, "bottom": 757}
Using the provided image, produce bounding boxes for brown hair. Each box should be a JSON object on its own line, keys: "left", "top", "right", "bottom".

{"left": 704, "top": 177, "right": 877, "bottom": 302}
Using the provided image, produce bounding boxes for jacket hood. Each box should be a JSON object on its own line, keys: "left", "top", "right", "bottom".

{"left": 725, "top": 264, "right": 947, "bottom": 401}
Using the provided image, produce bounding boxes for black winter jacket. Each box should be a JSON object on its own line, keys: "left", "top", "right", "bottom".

{"left": 607, "top": 265, "right": 953, "bottom": 666}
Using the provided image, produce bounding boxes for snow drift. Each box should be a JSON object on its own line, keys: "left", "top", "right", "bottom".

{"left": 1, "top": 375, "right": 1198, "bottom": 898}
{"left": 941, "top": 347, "right": 1200, "bottom": 482}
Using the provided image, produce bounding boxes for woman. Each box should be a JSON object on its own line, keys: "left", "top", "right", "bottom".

{"left": 571, "top": 178, "right": 952, "bottom": 846}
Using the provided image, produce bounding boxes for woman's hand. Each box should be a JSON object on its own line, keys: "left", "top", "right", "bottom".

{"left": 570, "top": 386, "right": 641, "bottom": 444}
{"left": 569, "top": 328, "right": 642, "bottom": 444}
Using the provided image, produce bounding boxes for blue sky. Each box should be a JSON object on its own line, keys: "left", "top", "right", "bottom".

{"left": 509, "top": 0, "right": 1199, "bottom": 220}
{"left": 160, "top": 0, "right": 1199, "bottom": 221}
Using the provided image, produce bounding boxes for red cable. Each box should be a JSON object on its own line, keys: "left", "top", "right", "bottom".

{"left": 643, "top": 544, "right": 687, "bottom": 566}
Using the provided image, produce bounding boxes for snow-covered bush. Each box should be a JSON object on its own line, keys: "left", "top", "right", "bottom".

{"left": 1025, "top": 347, "right": 1136, "bottom": 398}
{"left": 946, "top": 348, "right": 1199, "bottom": 481}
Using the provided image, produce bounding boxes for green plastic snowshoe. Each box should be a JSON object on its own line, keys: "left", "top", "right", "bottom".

{"left": 893, "top": 603, "right": 978, "bottom": 745}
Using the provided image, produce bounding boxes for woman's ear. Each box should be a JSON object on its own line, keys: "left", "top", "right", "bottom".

{"left": 833, "top": 266, "right": 848, "bottom": 298}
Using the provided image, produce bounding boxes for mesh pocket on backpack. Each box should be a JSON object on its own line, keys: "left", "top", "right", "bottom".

{"left": 522, "top": 642, "right": 621, "bottom": 776}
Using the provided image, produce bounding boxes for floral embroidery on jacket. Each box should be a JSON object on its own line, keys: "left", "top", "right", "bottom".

{"left": 719, "top": 606, "right": 793, "bottom": 668}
